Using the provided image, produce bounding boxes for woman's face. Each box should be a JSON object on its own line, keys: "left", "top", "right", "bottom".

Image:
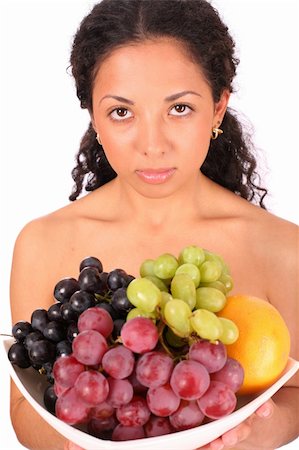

{"left": 91, "top": 39, "right": 229, "bottom": 198}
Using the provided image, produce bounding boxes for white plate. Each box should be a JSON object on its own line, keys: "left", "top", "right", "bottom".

{"left": 2, "top": 336, "right": 299, "bottom": 450}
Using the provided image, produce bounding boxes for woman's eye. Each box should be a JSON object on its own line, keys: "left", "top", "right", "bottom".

{"left": 109, "top": 107, "right": 133, "bottom": 121}
{"left": 170, "top": 104, "right": 192, "bottom": 116}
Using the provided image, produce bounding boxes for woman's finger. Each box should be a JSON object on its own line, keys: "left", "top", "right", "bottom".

{"left": 254, "top": 399, "right": 274, "bottom": 419}
{"left": 64, "top": 440, "right": 85, "bottom": 450}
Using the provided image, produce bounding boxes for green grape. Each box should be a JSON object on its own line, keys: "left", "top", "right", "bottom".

{"left": 175, "top": 263, "right": 201, "bottom": 288}
{"left": 200, "top": 260, "right": 222, "bottom": 283}
{"left": 216, "top": 255, "right": 231, "bottom": 275}
{"left": 218, "top": 317, "right": 239, "bottom": 344}
{"left": 162, "top": 277, "right": 172, "bottom": 287}
{"left": 165, "top": 327, "right": 186, "bottom": 348}
{"left": 218, "top": 273, "right": 234, "bottom": 292}
{"left": 178, "top": 245, "right": 205, "bottom": 267}
{"left": 190, "top": 309, "right": 223, "bottom": 341}
{"left": 126, "top": 307, "right": 156, "bottom": 321}
{"left": 144, "top": 275, "right": 168, "bottom": 292}
{"left": 204, "top": 250, "right": 224, "bottom": 273}
{"left": 170, "top": 273, "right": 196, "bottom": 310}
{"left": 199, "top": 280, "right": 227, "bottom": 295}
{"left": 164, "top": 299, "right": 192, "bottom": 337}
{"left": 126, "top": 277, "right": 162, "bottom": 312}
{"left": 159, "top": 292, "right": 173, "bottom": 319}
{"left": 153, "top": 253, "right": 179, "bottom": 279}
{"left": 140, "top": 259, "right": 155, "bottom": 277}
{"left": 195, "top": 287, "right": 227, "bottom": 312}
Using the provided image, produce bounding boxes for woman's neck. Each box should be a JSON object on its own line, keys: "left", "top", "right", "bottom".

{"left": 109, "top": 172, "right": 211, "bottom": 230}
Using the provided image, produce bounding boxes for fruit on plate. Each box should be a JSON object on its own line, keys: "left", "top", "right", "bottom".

{"left": 218, "top": 295, "right": 290, "bottom": 394}
{"left": 7, "top": 246, "right": 291, "bottom": 441}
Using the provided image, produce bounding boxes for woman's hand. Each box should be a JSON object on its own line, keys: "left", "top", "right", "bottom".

{"left": 64, "top": 441, "right": 86, "bottom": 450}
{"left": 197, "top": 400, "right": 274, "bottom": 450}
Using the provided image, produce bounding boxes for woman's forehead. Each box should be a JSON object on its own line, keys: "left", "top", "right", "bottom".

{"left": 93, "top": 39, "right": 207, "bottom": 94}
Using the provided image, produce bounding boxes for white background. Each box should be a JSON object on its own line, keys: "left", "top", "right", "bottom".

{"left": 0, "top": 0, "right": 298, "bottom": 448}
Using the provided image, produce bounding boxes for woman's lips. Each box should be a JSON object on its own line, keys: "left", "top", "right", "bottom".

{"left": 135, "top": 168, "right": 176, "bottom": 184}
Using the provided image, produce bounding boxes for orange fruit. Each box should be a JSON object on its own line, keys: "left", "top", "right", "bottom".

{"left": 218, "top": 295, "right": 290, "bottom": 395}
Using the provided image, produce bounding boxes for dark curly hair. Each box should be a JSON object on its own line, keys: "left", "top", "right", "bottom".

{"left": 69, "top": 0, "right": 267, "bottom": 207}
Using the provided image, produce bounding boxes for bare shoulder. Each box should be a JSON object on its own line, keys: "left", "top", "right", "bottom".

{"left": 244, "top": 201, "right": 298, "bottom": 264}
{"left": 10, "top": 191, "right": 109, "bottom": 323}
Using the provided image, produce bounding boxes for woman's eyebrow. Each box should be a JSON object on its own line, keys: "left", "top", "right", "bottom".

{"left": 99, "top": 90, "right": 202, "bottom": 105}
{"left": 100, "top": 95, "right": 135, "bottom": 105}
{"left": 165, "top": 90, "right": 202, "bottom": 102}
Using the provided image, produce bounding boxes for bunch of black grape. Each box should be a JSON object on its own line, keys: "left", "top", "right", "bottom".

{"left": 8, "top": 257, "right": 135, "bottom": 411}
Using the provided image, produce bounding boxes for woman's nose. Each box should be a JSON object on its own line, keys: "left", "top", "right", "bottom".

{"left": 138, "top": 117, "right": 170, "bottom": 157}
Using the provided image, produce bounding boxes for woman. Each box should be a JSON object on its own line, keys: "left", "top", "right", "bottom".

{"left": 9, "top": 1, "right": 298, "bottom": 449}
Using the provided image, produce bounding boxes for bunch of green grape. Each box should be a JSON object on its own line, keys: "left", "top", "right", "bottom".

{"left": 126, "top": 245, "right": 238, "bottom": 345}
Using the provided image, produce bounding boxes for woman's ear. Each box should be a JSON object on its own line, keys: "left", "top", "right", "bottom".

{"left": 213, "top": 89, "right": 230, "bottom": 126}
{"left": 89, "top": 113, "right": 97, "bottom": 134}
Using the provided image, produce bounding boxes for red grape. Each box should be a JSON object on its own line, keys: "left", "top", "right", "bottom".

{"left": 210, "top": 357, "right": 244, "bottom": 392}
{"left": 116, "top": 395, "right": 151, "bottom": 427}
{"left": 74, "top": 370, "right": 109, "bottom": 406}
{"left": 147, "top": 383, "right": 180, "bottom": 417}
{"left": 54, "top": 381, "right": 69, "bottom": 397}
{"left": 144, "top": 415, "right": 173, "bottom": 437}
{"left": 72, "top": 330, "right": 108, "bottom": 365}
{"left": 136, "top": 351, "right": 174, "bottom": 388}
{"left": 78, "top": 307, "right": 113, "bottom": 338}
{"left": 170, "top": 360, "right": 210, "bottom": 400}
{"left": 121, "top": 317, "right": 158, "bottom": 353}
{"left": 102, "top": 345, "right": 134, "bottom": 379}
{"left": 55, "top": 387, "right": 90, "bottom": 425}
{"left": 112, "top": 424, "right": 145, "bottom": 441}
{"left": 189, "top": 339, "right": 227, "bottom": 373}
{"left": 90, "top": 401, "right": 114, "bottom": 419}
{"left": 197, "top": 380, "right": 237, "bottom": 419}
{"left": 127, "top": 370, "right": 148, "bottom": 394}
{"left": 169, "top": 400, "right": 205, "bottom": 430}
{"left": 106, "top": 377, "right": 134, "bottom": 408}
{"left": 88, "top": 415, "right": 118, "bottom": 438}
{"left": 53, "top": 355, "right": 84, "bottom": 388}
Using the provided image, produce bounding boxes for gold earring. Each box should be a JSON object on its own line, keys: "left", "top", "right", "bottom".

{"left": 96, "top": 133, "right": 102, "bottom": 145}
{"left": 211, "top": 127, "right": 223, "bottom": 140}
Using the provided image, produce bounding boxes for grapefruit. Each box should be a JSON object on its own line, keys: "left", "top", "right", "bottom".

{"left": 218, "top": 295, "right": 290, "bottom": 395}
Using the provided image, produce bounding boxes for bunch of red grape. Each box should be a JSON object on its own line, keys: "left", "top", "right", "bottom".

{"left": 8, "top": 247, "right": 245, "bottom": 442}
{"left": 52, "top": 311, "right": 244, "bottom": 440}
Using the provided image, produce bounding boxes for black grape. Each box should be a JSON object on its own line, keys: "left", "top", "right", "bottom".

{"left": 66, "top": 322, "right": 79, "bottom": 342}
{"left": 111, "top": 287, "right": 134, "bottom": 314}
{"left": 8, "top": 342, "right": 31, "bottom": 368}
{"left": 78, "top": 267, "right": 106, "bottom": 294}
{"left": 43, "top": 321, "right": 66, "bottom": 342}
{"left": 12, "top": 321, "right": 33, "bottom": 342}
{"left": 107, "top": 269, "right": 130, "bottom": 291}
{"left": 60, "top": 302, "right": 78, "bottom": 323}
{"left": 69, "top": 290, "right": 95, "bottom": 314}
{"left": 53, "top": 277, "right": 79, "bottom": 303}
{"left": 42, "top": 361, "right": 54, "bottom": 384}
{"left": 47, "top": 303, "right": 63, "bottom": 322}
{"left": 24, "top": 331, "right": 43, "bottom": 351}
{"left": 43, "top": 385, "right": 57, "bottom": 414}
{"left": 29, "top": 340, "right": 56, "bottom": 365}
{"left": 96, "top": 302, "right": 119, "bottom": 320}
{"left": 31, "top": 309, "right": 49, "bottom": 333}
{"left": 56, "top": 340, "right": 72, "bottom": 358}
{"left": 79, "top": 256, "right": 103, "bottom": 273}
{"left": 112, "top": 318, "right": 126, "bottom": 340}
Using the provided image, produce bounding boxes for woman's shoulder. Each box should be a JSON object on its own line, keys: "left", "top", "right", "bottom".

{"left": 15, "top": 186, "right": 113, "bottom": 242}
{"left": 231, "top": 191, "right": 297, "bottom": 254}
{"left": 211, "top": 181, "right": 298, "bottom": 259}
